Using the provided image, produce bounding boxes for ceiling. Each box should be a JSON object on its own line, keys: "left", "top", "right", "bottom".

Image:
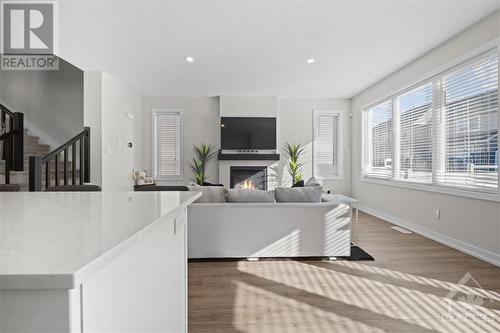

{"left": 59, "top": 0, "right": 500, "bottom": 98}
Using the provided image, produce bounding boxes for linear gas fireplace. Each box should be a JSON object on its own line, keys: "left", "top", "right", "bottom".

{"left": 230, "top": 166, "right": 267, "bottom": 190}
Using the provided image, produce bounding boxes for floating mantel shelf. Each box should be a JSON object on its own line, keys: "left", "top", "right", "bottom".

{"left": 217, "top": 153, "right": 280, "bottom": 161}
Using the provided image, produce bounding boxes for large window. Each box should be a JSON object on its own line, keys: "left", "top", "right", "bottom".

{"left": 363, "top": 50, "right": 498, "bottom": 195}
{"left": 363, "top": 101, "right": 393, "bottom": 179}
{"left": 313, "top": 110, "right": 342, "bottom": 179}
{"left": 153, "top": 109, "right": 182, "bottom": 180}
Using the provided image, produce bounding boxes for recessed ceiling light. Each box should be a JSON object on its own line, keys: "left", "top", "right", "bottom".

{"left": 307, "top": 58, "right": 315, "bottom": 64}
{"left": 185, "top": 56, "right": 194, "bottom": 63}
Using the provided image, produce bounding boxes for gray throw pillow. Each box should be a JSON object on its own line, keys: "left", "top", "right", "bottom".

{"left": 305, "top": 177, "right": 321, "bottom": 187}
{"left": 188, "top": 186, "right": 227, "bottom": 203}
{"left": 226, "top": 189, "right": 275, "bottom": 203}
{"left": 275, "top": 186, "right": 322, "bottom": 203}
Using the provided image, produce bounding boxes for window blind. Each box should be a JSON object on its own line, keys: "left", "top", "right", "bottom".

{"left": 439, "top": 53, "right": 498, "bottom": 192}
{"left": 154, "top": 111, "right": 181, "bottom": 179}
{"left": 396, "top": 83, "right": 433, "bottom": 183}
{"left": 364, "top": 100, "right": 393, "bottom": 179}
{"left": 362, "top": 49, "right": 499, "bottom": 195}
{"left": 313, "top": 110, "right": 340, "bottom": 179}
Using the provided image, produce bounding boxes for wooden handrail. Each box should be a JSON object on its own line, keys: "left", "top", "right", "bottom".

{"left": 0, "top": 104, "right": 15, "bottom": 117}
{"left": 41, "top": 127, "right": 90, "bottom": 163}
{"left": 29, "top": 127, "right": 90, "bottom": 191}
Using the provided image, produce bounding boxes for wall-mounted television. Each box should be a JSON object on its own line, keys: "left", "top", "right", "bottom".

{"left": 221, "top": 117, "right": 276, "bottom": 150}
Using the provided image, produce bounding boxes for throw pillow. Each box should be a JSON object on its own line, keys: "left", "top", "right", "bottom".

{"left": 226, "top": 189, "right": 275, "bottom": 203}
{"left": 188, "top": 186, "right": 227, "bottom": 203}
{"left": 274, "top": 186, "right": 322, "bottom": 203}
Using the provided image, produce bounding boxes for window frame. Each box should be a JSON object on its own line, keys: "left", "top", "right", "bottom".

{"left": 360, "top": 44, "right": 500, "bottom": 202}
{"left": 152, "top": 109, "right": 183, "bottom": 181}
{"left": 312, "top": 110, "right": 343, "bottom": 180}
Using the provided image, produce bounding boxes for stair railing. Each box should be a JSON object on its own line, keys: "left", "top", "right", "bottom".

{"left": 29, "top": 127, "right": 90, "bottom": 191}
{"left": 0, "top": 104, "right": 24, "bottom": 184}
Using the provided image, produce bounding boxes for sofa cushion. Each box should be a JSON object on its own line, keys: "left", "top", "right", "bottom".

{"left": 305, "top": 177, "right": 321, "bottom": 187}
{"left": 188, "top": 186, "right": 227, "bottom": 203}
{"left": 274, "top": 186, "right": 322, "bottom": 203}
{"left": 226, "top": 189, "right": 275, "bottom": 203}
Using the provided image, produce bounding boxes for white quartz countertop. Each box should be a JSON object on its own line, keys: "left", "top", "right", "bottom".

{"left": 0, "top": 191, "right": 201, "bottom": 290}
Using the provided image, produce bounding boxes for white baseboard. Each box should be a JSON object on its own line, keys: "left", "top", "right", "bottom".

{"left": 357, "top": 204, "right": 500, "bottom": 267}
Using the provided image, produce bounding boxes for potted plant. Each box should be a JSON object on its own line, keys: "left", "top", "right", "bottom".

{"left": 285, "top": 143, "right": 305, "bottom": 186}
{"left": 188, "top": 143, "right": 216, "bottom": 185}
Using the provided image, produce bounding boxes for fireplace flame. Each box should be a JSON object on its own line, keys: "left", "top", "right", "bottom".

{"left": 242, "top": 180, "right": 256, "bottom": 189}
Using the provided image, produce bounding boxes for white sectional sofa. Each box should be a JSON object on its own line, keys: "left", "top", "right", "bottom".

{"left": 187, "top": 201, "right": 351, "bottom": 258}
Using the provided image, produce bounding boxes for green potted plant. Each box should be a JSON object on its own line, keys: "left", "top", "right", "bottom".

{"left": 188, "top": 143, "right": 216, "bottom": 185}
{"left": 285, "top": 143, "right": 305, "bottom": 186}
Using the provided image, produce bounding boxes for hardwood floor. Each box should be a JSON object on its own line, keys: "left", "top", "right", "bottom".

{"left": 188, "top": 212, "right": 500, "bottom": 332}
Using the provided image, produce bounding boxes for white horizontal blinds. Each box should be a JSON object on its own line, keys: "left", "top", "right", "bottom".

{"left": 440, "top": 53, "right": 498, "bottom": 192}
{"left": 364, "top": 100, "right": 393, "bottom": 179}
{"left": 313, "top": 111, "right": 339, "bottom": 179}
{"left": 396, "top": 83, "right": 433, "bottom": 183}
{"left": 155, "top": 111, "right": 181, "bottom": 178}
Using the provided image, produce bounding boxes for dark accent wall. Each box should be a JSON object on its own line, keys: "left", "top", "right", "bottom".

{"left": 0, "top": 57, "right": 83, "bottom": 145}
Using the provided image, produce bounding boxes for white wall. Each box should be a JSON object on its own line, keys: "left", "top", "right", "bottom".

{"left": 142, "top": 97, "right": 220, "bottom": 185}
{"left": 278, "top": 98, "right": 351, "bottom": 194}
{"left": 220, "top": 96, "right": 277, "bottom": 117}
{"left": 351, "top": 11, "right": 500, "bottom": 264}
{"left": 142, "top": 96, "right": 351, "bottom": 194}
{"left": 83, "top": 72, "right": 103, "bottom": 186}
{"left": 84, "top": 72, "right": 143, "bottom": 191}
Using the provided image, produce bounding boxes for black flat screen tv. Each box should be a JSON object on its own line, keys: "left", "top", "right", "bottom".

{"left": 221, "top": 117, "right": 276, "bottom": 150}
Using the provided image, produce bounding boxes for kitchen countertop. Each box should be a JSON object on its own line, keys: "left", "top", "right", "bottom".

{"left": 0, "top": 191, "right": 201, "bottom": 290}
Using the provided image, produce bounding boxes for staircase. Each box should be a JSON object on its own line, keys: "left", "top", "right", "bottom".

{"left": 1, "top": 130, "right": 50, "bottom": 190}
{"left": 1, "top": 102, "right": 90, "bottom": 191}
{"left": 0, "top": 129, "right": 83, "bottom": 191}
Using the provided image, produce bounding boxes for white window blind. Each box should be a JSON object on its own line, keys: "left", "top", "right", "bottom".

{"left": 362, "top": 49, "right": 499, "bottom": 196}
{"left": 363, "top": 100, "right": 393, "bottom": 179}
{"left": 313, "top": 110, "right": 341, "bottom": 179}
{"left": 396, "top": 83, "right": 433, "bottom": 183}
{"left": 439, "top": 53, "right": 498, "bottom": 192}
{"left": 153, "top": 110, "right": 182, "bottom": 179}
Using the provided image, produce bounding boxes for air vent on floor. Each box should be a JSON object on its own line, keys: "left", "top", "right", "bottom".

{"left": 391, "top": 226, "right": 412, "bottom": 234}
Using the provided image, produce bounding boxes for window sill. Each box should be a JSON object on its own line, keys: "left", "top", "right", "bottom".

{"left": 359, "top": 177, "right": 500, "bottom": 202}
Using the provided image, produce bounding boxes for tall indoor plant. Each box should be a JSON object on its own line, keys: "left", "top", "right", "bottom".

{"left": 188, "top": 143, "right": 216, "bottom": 185}
{"left": 285, "top": 143, "right": 305, "bottom": 185}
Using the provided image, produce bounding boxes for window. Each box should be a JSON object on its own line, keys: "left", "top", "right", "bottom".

{"left": 313, "top": 110, "right": 342, "bottom": 179}
{"left": 396, "top": 83, "right": 433, "bottom": 183}
{"left": 153, "top": 109, "right": 182, "bottom": 180}
{"left": 362, "top": 49, "right": 498, "bottom": 195}
{"left": 440, "top": 53, "right": 498, "bottom": 192}
{"left": 363, "top": 101, "right": 393, "bottom": 179}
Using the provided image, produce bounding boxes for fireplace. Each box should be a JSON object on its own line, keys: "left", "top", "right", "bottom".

{"left": 230, "top": 166, "right": 267, "bottom": 190}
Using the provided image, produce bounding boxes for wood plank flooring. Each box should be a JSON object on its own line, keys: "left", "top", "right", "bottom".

{"left": 188, "top": 212, "right": 500, "bottom": 332}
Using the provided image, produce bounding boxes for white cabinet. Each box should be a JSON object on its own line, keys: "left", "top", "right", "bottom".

{"left": 82, "top": 210, "right": 188, "bottom": 333}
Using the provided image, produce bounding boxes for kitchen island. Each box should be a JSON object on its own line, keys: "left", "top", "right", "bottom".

{"left": 0, "top": 191, "right": 201, "bottom": 333}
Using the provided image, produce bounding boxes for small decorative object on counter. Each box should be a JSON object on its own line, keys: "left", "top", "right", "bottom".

{"left": 131, "top": 169, "right": 148, "bottom": 186}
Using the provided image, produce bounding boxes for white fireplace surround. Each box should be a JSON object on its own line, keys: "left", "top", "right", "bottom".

{"left": 219, "top": 160, "right": 281, "bottom": 190}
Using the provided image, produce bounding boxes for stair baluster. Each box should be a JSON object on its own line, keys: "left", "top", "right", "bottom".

{"left": 0, "top": 105, "right": 24, "bottom": 184}
{"left": 29, "top": 127, "right": 90, "bottom": 191}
